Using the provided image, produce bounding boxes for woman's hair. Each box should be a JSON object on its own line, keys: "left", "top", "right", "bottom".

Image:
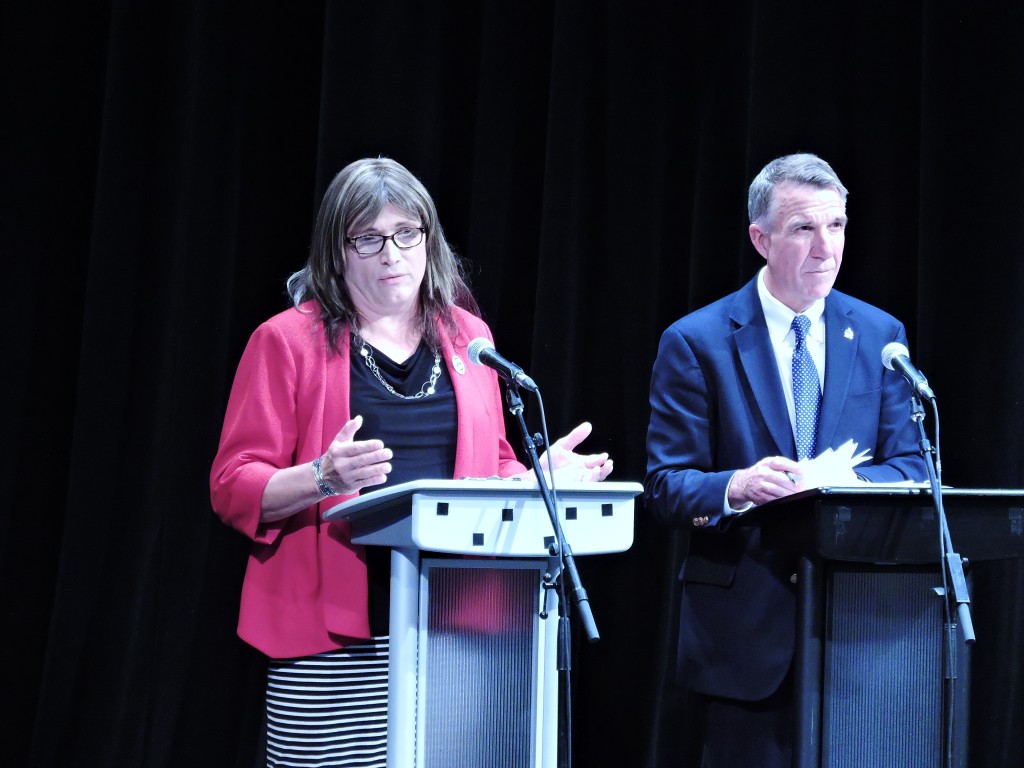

{"left": 287, "top": 157, "right": 479, "bottom": 354}
{"left": 747, "top": 152, "right": 849, "bottom": 227}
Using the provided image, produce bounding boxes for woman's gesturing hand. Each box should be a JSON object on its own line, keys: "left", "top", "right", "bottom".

{"left": 538, "top": 421, "right": 614, "bottom": 483}
{"left": 319, "top": 415, "right": 393, "bottom": 496}
{"left": 260, "top": 415, "right": 392, "bottom": 522}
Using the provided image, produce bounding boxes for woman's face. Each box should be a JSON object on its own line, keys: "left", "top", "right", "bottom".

{"left": 343, "top": 202, "right": 427, "bottom": 321}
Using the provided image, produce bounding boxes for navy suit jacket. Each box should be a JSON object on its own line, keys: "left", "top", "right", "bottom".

{"left": 644, "top": 275, "right": 927, "bottom": 701}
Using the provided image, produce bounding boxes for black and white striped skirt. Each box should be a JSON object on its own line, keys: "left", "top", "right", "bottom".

{"left": 265, "top": 637, "right": 389, "bottom": 767}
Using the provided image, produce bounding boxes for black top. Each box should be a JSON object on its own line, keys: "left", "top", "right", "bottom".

{"left": 349, "top": 336, "right": 458, "bottom": 634}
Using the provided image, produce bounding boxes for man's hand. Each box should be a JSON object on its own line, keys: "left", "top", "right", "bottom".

{"left": 728, "top": 456, "right": 804, "bottom": 508}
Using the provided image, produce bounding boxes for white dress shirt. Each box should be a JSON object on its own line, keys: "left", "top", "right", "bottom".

{"left": 756, "top": 267, "right": 825, "bottom": 437}
{"left": 723, "top": 269, "right": 826, "bottom": 516}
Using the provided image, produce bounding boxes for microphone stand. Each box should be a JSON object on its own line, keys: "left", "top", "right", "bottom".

{"left": 503, "top": 383, "right": 600, "bottom": 643}
{"left": 911, "top": 395, "right": 973, "bottom": 768}
{"left": 911, "top": 396, "right": 975, "bottom": 644}
{"left": 504, "top": 382, "right": 598, "bottom": 768}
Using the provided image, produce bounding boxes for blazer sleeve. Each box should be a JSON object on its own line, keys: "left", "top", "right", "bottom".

{"left": 209, "top": 319, "right": 305, "bottom": 546}
{"left": 644, "top": 323, "right": 737, "bottom": 528}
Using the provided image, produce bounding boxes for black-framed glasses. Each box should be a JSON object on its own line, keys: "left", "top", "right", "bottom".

{"left": 345, "top": 227, "right": 427, "bottom": 255}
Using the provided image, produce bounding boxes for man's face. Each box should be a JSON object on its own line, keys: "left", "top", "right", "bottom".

{"left": 748, "top": 182, "right": 847, "bottom": 313}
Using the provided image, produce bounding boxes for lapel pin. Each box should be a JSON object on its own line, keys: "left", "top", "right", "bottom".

{"left": 844, "top": 327, "right": 854, "bottom": 340}
{"left": 452, "top": 354, "right": 466, "bottom": 375}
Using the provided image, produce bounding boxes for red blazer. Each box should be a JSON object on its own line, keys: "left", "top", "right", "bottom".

{"left": 210, "top": 302, "right": 527, "bottom": 658}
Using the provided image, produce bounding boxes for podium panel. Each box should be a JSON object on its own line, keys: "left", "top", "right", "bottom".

{"left": 327, "top": 478, "right": 637, "bottom": 556}
{"left": 324, "top": 479, "right": 640, "bottom": 768}
{"left": 419, "top": 560, "right": 553, "bottom": 768}
{"left": 823, "top": 566, "right": 946, "bottom": 768}
{"left": 751, "top": 487, "right": 1024, "bottom": 768}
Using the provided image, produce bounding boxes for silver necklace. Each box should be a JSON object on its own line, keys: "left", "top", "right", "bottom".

{"left": 356, "top": 336, "right": 442, "bottom": 399}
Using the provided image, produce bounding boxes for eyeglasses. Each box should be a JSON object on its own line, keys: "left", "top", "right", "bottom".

{"left": 345, "top": 227, "right": 427, "bottom": 255}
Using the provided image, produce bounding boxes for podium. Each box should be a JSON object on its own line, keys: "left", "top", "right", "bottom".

{"left": 323, "top": 479, "right": 641, "bottom": 768}
{"left": 751, "top": 486, "right": 1024, "bottom": 768}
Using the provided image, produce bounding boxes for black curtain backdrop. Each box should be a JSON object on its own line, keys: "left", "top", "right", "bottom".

{"left": 3, "top": 2, "right": 1023, "bottom": 766}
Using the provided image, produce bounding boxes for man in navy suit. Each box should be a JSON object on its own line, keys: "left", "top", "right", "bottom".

{"left": 644, "top": 153, "right": 927, "bottom": 767}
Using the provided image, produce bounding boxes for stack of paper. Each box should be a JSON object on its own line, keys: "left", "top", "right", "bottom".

{"left": 798, "top": 439, "right": 930, "bottom": 489}
{"left": 797, "top": 439, "right": 871, "bottom": 489}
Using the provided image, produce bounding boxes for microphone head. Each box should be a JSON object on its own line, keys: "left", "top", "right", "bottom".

{"left": 881, "top": 342, "right": 910, "bottom": 371}
{"left": 467, "top": 337, "right": 494, "bottom": 365}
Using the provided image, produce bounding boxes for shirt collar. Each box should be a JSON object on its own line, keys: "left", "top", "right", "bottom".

{"left": 756, "top": 267, "right": 826, "bottom": 344}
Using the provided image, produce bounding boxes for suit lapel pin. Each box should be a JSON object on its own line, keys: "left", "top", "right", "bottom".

{"left": 844, "top": 327, "right": 854, "bottom": 340}
{"left": 452, "top": 354, "right": 466, "bottom": 375}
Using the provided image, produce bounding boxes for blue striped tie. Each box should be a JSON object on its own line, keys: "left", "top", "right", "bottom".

{"left": 791, "top": 315, "right": 821, "bottom": 461}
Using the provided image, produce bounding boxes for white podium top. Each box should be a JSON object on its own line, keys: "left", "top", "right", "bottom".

{"left": 323, "top": 478, "right": 641, "bottom": 556}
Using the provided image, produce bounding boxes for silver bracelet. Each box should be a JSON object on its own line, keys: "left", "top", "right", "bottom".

{"left": 311, "top": 456, "right": 339, "bottom": 498}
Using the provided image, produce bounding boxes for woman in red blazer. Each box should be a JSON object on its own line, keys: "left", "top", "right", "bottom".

{"left": 210, "top": 157, "right": 612, "bottom": 766}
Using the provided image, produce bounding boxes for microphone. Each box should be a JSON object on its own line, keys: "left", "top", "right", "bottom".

{"left": 467, "top": 337, "right": 539, "bottom": 392}
{"left": 881, "top": 342, "right": 935, "bottom": 400}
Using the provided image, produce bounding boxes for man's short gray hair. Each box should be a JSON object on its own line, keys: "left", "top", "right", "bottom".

{"left": 747, "top": 153, "right": 849, "bottom": 226}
